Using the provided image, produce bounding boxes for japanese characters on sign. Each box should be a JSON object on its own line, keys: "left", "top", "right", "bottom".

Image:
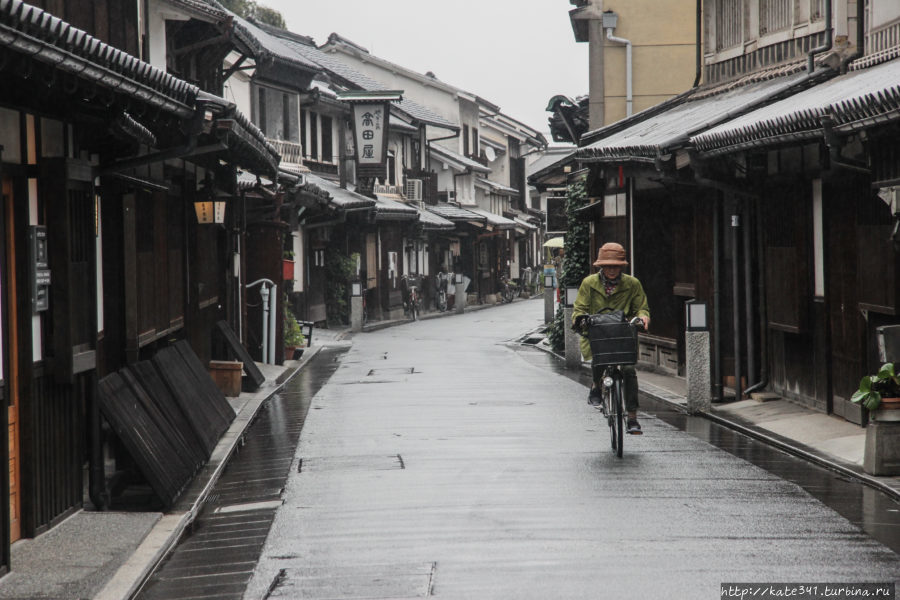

{"left": 352, "top": 102, "right": 389, "bottom": 177}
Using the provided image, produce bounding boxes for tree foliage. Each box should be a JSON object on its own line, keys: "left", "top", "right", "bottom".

{"left": 218, "top": 0, "right": 286, "bottom": 29}
{"left": 561, "top": 173, "right": 591, "bottom": 289}
{"left": 325, "top": 248, "right": 355, "bottom": 326}
{"left": 547, "top": 304, "right": 567, "bottom": 352}
{"left": 548, "top": 174, "right": 591, "bottom": 353}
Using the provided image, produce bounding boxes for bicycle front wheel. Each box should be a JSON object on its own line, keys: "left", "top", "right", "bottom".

{"left": 613, "top": 377, "right": 624, "bottom": 458}
{"left": 602, "top": 385, "right": 616, "bottom": 451}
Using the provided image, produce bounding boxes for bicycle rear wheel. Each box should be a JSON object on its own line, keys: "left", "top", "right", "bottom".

{"left": 613, "top": 377, "right": 624, "bottom": 457}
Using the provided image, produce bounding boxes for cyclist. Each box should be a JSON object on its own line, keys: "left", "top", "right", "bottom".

{"left": 572, "top": 242, "right": 650, "bottom": 435}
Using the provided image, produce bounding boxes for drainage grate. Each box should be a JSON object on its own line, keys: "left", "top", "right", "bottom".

{"left": 214, "top": 500, "right": 284, "bottom": 514}
{"left": 367, "top": 367, "right": 417, "bottom": 376}
{"left": 299, "top": 454, "right": 405, "bottom": 473}
{"left": 265, "top": 562, "right": 435, "bottom": 599}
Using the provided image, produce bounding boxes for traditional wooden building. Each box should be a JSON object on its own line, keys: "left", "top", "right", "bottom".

{"left": 546, "top": 0, "right": 900, "bottom": 426}
{"left": 0, "top": 0, "right": 279, "bottom": 574}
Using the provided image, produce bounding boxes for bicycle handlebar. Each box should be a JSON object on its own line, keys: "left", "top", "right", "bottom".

{"left": 573, "top": 314, "right": 646, "bottom": 335}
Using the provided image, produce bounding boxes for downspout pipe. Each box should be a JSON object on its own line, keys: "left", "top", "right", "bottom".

{"left": 731, "top": 212, "right": 742, "bottom": 400}
{"left": 840, "top": 0, "right": 865, "bottom": 74}
{"left": 426, "top": 129, "right": 461, "bottom": 175}
{"left": 807, "top": 0, "right": 833, "bottom": 75}
{"left": 712, "top": 194, "right": 723, "bottom": 402}
{"left": 693, "top": 0, "right": 702, "bottom": 87}
{"left": 742, "top": 198, "right": 758, "bottom": 396}
{"left": 606, "top": 27, "right": 633, "bottom": 117}
{"left": 744, "top": 193, "right": 769, "bottom": 396}
{"left": 822, "top": 113, "right": 871, "bottom": 174}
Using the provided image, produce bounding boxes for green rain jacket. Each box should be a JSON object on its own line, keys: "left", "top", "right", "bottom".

{"left": 571, "top": 272, "right": 650, "bottom": 360}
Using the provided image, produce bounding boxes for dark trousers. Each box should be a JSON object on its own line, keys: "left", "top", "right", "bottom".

{"left": 623, "top": 365, "right": 639, "bottom": 413}
{"left": 592, "top": 364, "right": 639, "bottom": 413}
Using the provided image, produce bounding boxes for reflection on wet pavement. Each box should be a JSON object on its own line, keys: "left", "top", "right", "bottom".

{"left": 517, "top": 345, "right": 900, "bottom": 555}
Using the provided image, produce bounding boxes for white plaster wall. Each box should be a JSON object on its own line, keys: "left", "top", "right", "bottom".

{"left": 224, "top": 65, "right": 254, "bottom": 118}
{"left": 324, "top": 47, "right": 462, "bottom": 155}
{"left": 872, "top": 2, "right": 900, "bottom": 29}
{"left": 146, "top": 0, "right": 183, "bottom": 71}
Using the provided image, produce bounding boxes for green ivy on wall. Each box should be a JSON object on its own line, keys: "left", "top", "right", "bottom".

{"left": 561, "top": 173, "right": 591, "bottom": 289}
{"left": 548, "top": 173, "right": 591, "bottom": 353}
{"left": 325, "top": 248, "right": 355, "bottom": 326}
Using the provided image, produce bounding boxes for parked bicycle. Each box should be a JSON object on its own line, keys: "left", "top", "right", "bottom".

{"left": 499, "top": 274, "right": 517, "bottom": 304}
{"left": 434, "top": 271, "right": 449, "bottom": 312}
{"left": 402, "top": 274, "right": 422, "bottom": 321}
{"left": 575, "top": 310, "right": 645, "bottom": 457}
{"left": 362, "top": 287, "right": 369, "bottom": 326}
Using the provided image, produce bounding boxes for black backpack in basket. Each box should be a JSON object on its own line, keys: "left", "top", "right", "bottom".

{"left": 586, "top": 309, "right": 638, "bottom": 365}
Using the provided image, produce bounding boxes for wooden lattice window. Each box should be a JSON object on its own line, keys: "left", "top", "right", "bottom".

{"left": 760, "top": 0, "right": 791, "bottom": 34}
{"left": 810, "top": 0, "right": 824, "bottom": 21}
{"left": 717, "top": 0, "right": 743, "bottom": 50}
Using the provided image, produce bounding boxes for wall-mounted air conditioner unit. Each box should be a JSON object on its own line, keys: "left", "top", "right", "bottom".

{"left": 405, "top": 178, "right": 423, "bottom": 201}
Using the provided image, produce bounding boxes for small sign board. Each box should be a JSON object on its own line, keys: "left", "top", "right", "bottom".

{"left": 28, "top": 226, "right": 50, "bottom": 313}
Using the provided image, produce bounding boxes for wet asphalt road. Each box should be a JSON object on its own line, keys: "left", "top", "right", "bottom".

{"left": 236, "top": 300, "right": 900, "bottom": 599}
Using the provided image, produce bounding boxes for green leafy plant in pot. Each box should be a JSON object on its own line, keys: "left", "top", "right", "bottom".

{"left": 283, "top": 303, "right": 306, "bottom": 359}
{"left": 851, "top": 362, "right": 900, "bottom": 412}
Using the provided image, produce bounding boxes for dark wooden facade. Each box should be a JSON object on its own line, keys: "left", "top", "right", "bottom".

{"left": 0, "top": 0, "right": 281, "bottom": 577}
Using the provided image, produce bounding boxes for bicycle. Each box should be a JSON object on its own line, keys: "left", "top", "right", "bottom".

{"left": 362, "top": 287, "right": 369, "bottom": 326}
{"left": 435, "top": 271, "right": 449, "bottom": 312}
{"left": 402, "top": 274, "right": 422, "bottom": 321}
{"left": 575, "top": 310, "right": 645, "bottom": 457}
{"left": 499, "top": 274, "right": 516, "bottom": 304}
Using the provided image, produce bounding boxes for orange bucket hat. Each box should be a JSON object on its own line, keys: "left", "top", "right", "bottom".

{"left": 593, "top": 242, "right": 629, "bottom": 267}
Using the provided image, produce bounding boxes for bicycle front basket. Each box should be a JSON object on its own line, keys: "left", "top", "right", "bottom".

{"left": 587, "top": 315, "right": 638, "bottom": 365}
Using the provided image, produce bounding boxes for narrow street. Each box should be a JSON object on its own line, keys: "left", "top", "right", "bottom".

{"left": 215, "top": 300, "right": 900, "bottom": 599}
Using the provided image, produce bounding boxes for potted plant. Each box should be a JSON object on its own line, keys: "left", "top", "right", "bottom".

{"left": 283, "top": 304, "right": 306, "bottom": 360}
{"left": 851, "top": 362, "right": 900, "bottom": 413}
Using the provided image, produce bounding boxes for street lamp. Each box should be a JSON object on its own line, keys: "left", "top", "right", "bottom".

{"left": 544, "top": 274, "right": 554, "bottom": 288}
{"left": 564, "top": 286, "right": 579, "bottom": 308}
{"left": 454, "top": 272, "right": 463, "bottom": 285}
{"left": 194, "top": 186, "right": 228, "bottom": 224}
{"left": 351, "top": 281, "right": 362, "bottom": 297}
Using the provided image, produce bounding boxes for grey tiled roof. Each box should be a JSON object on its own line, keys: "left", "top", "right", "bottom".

{"left": 476, "top": 177, "right": 519, "bottom": 196}
{"left": 266, "top": 32, "right": 458, "bottom": 130}
{"left": 466, "top": 208, "right": 516, "bottom": 230}
{"left": 693, "top": 57, "right": 900, "bottom": 153}
{"left": 0, "top": 0, "right": 198, "bottom": 117}
{"left": 415, "top": 206, "right": 454, "bottom": 230}
{"left": 373, "top": 194, "right": 418, "bottom": 220}
{"left": 578, "top": 71, "right": 809, "bottom": 160}
{"left": 162, "top": 0, "right": 266, "bottom": 59}
{"left": 227, "top": 13, "right": 319, "bottom": 72}
{"left": 305, "top": 174, "right": 375, "bottom": 210}
{"left": 429, "top": 145, "right": 491, "bottom": 173}
{"left": 426, "top": 203, "right": 486, "bottom": 222}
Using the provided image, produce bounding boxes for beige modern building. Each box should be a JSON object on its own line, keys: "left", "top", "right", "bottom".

{"left": 569, "top": 0, "right": 698, "bottom": 129}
